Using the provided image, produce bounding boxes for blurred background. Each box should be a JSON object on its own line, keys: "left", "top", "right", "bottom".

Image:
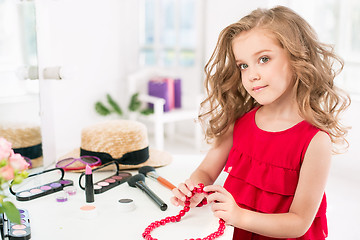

{"left": 0, "top": 0, "right": 359, "bottom": 238}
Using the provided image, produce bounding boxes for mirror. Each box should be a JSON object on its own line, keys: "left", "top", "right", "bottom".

{"left": 0, "top": 0, "right": 43, "bottom": 168}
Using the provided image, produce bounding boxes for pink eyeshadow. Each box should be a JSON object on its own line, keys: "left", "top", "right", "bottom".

{"left": 12, "top": 230, "right": 26, "bottom": 236}
{"left": 12, "top": 225, "right": 26, "bottom": 230}
{"left": 80, "top": 205, "right": 96, "bottom": 211}
{"left": 105, "top": 178, "right": 116, "bottom": 183}
{"left": 40, "top": 185, "right": 52, "bottom": 191}
{"left": 112, "top": 176, "right": 122, "bottom": 180}
{"left": 94, "top": 185, "right": 102, "bottom": 190}
{"left": 97, "top": 182, "right": 109, "bottom": 186}
{"left": 30, "top": 189, "right": 42, "bottom": 194}
{"left": 118, "top": 173, "right": 130, "bottom": 177}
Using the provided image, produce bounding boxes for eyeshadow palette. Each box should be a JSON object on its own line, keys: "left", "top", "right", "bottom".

{"left": 2, "top": 209, "right": 31, "bottom": 240}
{"left": 14, "top": 179, "right": 74, "bottom": 201}
{"left": 93, "top": 172, "right": 132, "bottom": 194}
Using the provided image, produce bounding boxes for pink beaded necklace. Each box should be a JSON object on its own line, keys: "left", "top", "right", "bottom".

{"left": 142, "top": 183, "right": 226, "bottom": 240}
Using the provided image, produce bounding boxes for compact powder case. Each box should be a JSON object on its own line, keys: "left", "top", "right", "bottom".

{"left": 79, "top": 161, "right": 132, "bottom": 194}
{"left": 10, "top": 168, "right": 74, "bottom": 201}
{"left": 79, "top": 205, "right": 98, "bottom": 220}
{"left": 92, "top": 172, "right": 132, "bottom": 194}
{"left": 1, "top": 208, "right": 31, "bottom": 240}
{"left": 118, "top": 198, "right": 136, "bottom": 212}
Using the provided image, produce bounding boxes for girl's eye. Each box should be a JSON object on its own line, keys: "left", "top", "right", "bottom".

{"left": 239, "top": 63, "right": 248, "bottom": 70}
{"left": 259, "top": 56, "right": 269, "bottom": 64}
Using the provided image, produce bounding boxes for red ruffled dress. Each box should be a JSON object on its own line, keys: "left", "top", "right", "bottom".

{"left": 223, "top": 107, "right": 328, "bottom": 240}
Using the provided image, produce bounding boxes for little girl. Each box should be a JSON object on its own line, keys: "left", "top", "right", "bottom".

{"left": 171, "top": 6, "right": 350, "bottom": 240}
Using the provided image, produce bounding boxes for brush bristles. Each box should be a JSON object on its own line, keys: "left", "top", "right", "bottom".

{"left": 127, "top": 173, "right": 146, "bottom": 187}
{"left": 138, "top": 166, "right": 155, "bottom": 175}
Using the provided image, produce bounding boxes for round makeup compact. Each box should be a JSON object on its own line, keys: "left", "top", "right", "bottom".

{"left": 55, "top": 192, "right": 68, "bottom": 203}
{"left": 118, "top": 198, "right": 135, "bottom": 212}
{"left": 79, "top": 205, "right": 98, "bottom": 220}
{"left": 64, "top": 186, "right": 77, "bottom": 196}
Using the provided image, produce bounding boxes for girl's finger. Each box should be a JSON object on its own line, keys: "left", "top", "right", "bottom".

{"left": 204, "top": 184, "right": 227, "bottom": 194}
{"left": 170, "top": 196, "right": 180, "bottom": 206}
{"left": 184, "top": 179, "right": 195, "bottom": 191}
{"left": 172, "top": 187, "right": 187, "bottom": 202}
{"left": 177, "top": 183, "right": 192, "bottom": 198}
{"left": 206, "top": 191, "right": 229, "bottom": 204}
{"left": 190, "top": 193, "right": 206, "bottom": 207}
{"left": 211, "top": 202, "right": 227, "bottom": 212}
{"left": 204, "top": 185, "right": 233, "bottom": 200}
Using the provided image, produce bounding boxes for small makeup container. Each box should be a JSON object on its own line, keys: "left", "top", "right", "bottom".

{"left": 79, "top": 205, "right": 98, "bottom": 220}
{"left": 2, "top": 208, "right": 31, "bottom": 240}
{"left": 55, "top": 191, "right": 68, "bottom": 203}
{"left": 9, "top": 168, "right": 73, "bottom": 201}
{"left": 79, "top": 161, "right": 132, "bottom": 194}
{"left": 64, "top": 186, "right": 77, "bottom": 196}
{"left": 118, "top": 198, "right": 135, "bottom": 212}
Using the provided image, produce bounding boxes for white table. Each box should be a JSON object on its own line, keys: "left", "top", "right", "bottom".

{"left": 10, "top": 155, "right": 234, "bottom": 239}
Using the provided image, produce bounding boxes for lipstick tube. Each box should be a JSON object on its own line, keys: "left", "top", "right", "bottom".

{"left": 85, "top": 164, "right": 94, "bottom": 203}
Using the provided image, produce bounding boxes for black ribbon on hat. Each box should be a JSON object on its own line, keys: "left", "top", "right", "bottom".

{"left": 13, "top": 143, "right": 43, "bottom": 159}
{"left": 80, "top": 146, "right": 149, "bottom": 166}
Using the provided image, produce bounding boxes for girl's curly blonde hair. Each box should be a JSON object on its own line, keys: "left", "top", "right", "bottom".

{"left": 199, "top": 6, "right": 350, "bottom": 152}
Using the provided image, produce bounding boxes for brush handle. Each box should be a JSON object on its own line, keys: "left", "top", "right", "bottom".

{"left": 135, "top": 181, "right": 168, "bottom": 211}
{"left": 157, "top": 176, "right": 176, "bottom": 190}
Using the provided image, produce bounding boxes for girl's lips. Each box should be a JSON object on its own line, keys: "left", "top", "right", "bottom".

{"left": 253, "top": 85, "right": 267, "bottom": 91}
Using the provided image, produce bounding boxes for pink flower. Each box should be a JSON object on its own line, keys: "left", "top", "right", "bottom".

{"left": 8, "top": 153, "right": 29, "bottom": 171}
{"left": 0, "top": 165, "right": 14, "bottom": 181}
{"left": 0, "top": 138, "right": 12, "bottom": 160}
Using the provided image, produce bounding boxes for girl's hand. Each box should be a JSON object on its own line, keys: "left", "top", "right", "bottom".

{"left": 204, "top": 185, "right": 241, "bottom": 225}
{"left": 171, "top": 179, "right": 206, "bottom": 208}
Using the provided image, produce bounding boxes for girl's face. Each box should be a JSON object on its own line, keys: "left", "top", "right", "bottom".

{"left": 232, "top": 28, "right": 294, "bottom": 107}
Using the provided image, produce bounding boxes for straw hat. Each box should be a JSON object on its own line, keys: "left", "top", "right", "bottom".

{"left": 0, "top": 123, "right": 43, "bottom": 168}
{"left": 59, "top": 119, "right": 172, "bottom": 171}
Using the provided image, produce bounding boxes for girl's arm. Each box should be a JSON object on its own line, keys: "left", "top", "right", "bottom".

{"left": 206, "top": 131, "right": 332, "bottom": 238}
{"left": 171, "top": 127, "right": 233, "bottom": 207}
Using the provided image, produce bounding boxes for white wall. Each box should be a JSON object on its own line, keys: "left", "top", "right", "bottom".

{"left": 36, "top": 0, "right": 139, "bottom": 159}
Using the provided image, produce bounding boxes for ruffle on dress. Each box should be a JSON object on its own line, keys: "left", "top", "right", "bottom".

{"left": 224, "top": 147, "right": 328, "bottom": 239}
{"left": 226, "top": 148, "right": 300, "bottom": 195}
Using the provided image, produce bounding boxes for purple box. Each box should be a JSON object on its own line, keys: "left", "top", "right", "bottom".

{"left": 174, "top": 78, "right": 182, "bottom": 108}
{"left": 148, "top": 79, "right": 171, "bottom": 112}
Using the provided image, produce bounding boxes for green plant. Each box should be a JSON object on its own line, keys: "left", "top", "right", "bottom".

{"left": 128, "top": 93, "right": 141, "bottom": 112}
{"left": 94, "top": 94, "right": 123, "bottom": 117}
{"left": 95, "top": 93, "right": 153, "bottom": 117}
{"left": 128, "top": 93, "right": 154, "bottom": 115}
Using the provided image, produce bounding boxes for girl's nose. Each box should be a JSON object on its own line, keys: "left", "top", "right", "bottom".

{"left": 248, "top": 68, "right": 260, "bottom": 81}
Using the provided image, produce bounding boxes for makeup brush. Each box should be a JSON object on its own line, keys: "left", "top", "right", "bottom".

{"left": 127, "top": 174, "right": 167, "bottom": 211}
{"left": 138, "top": 166, "right": 176, "bottom": 190}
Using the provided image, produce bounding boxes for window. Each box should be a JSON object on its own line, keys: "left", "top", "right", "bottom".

{"left": 139, "top": 0, "right": 197, "bottom": 67}
{"left": 0, "top": 0, "right": 37, "bottom": 69}
{"left": 0, "top": 0, "right": 38, "bottom": 99}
